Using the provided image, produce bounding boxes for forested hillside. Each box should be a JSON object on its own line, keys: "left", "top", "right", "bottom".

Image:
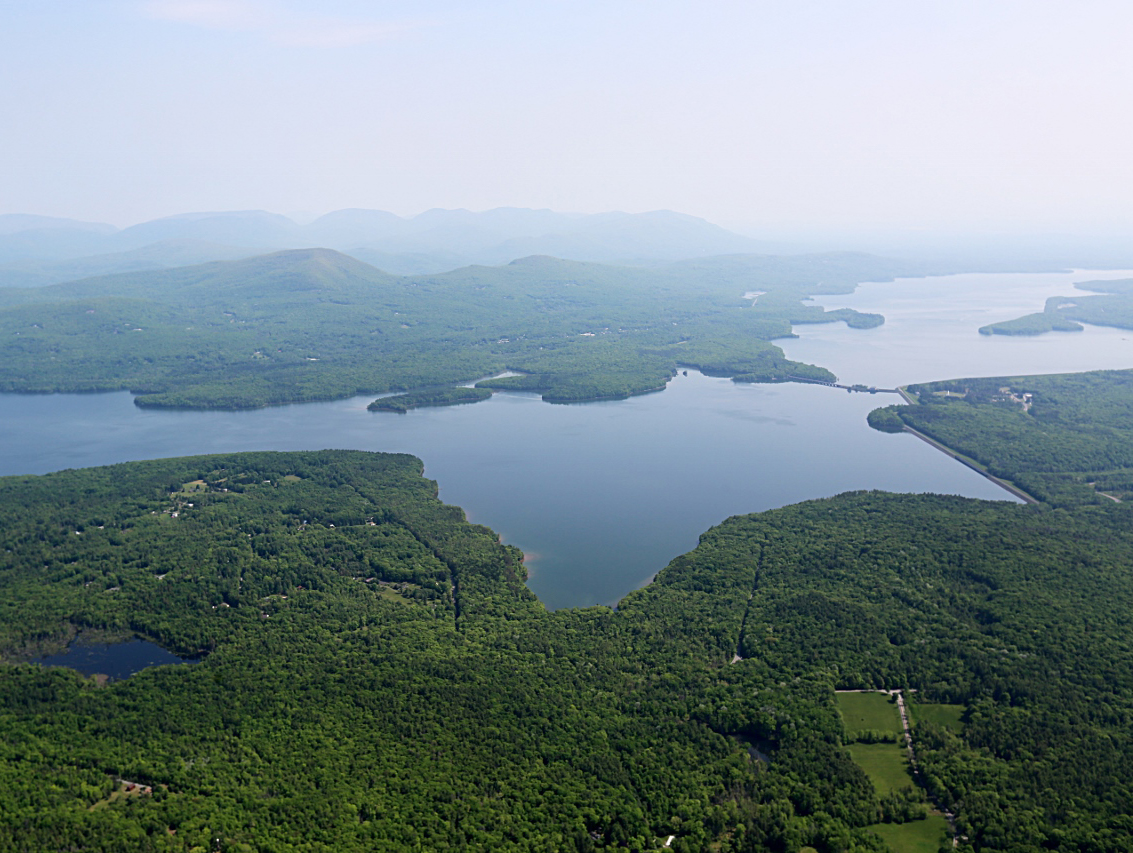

{"left": 868, "top": 368, "right": 1133, "bottom": 506}
{"left": 0, "top": 450, "right": 879, "bottom": 852}
{"left": 0, "top": 249, "right": 900, "bottom": 408}
{"left": 2, "top": 446, "right": 1133, "bottom": 851}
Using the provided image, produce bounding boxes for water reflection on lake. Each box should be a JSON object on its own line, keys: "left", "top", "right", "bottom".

{"left": 1, "top": 270, "right": 1131, "bottom": 610}
{"left": 34, "top": 638, "right": 195, "bottom": 682}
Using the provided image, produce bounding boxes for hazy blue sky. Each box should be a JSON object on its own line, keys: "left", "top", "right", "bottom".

{"left": 3, "top": 1, "right": 1131, "bottom": 236}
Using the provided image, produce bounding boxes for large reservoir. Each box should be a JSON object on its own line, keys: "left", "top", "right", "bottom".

{"left": 2, "top": 269, "right": 1130, "bottom": 609}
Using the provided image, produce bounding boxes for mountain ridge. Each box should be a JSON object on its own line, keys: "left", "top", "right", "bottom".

{"left": 0, "top": 247, "right": 900, "bottom": 407}
{"left": 0, "top": 207, "right": 785, "bottom": 283}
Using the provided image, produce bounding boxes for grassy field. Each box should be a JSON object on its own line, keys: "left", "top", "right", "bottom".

{"left": 911, "top": 702, "right": 965, "bottom": 730}
{"left": 869, "top": 814, "right": 950, "bottom": 853}
{"left": 837, "top": 691, "right": 903, "bottom": 736}
{"left": 847, "top": 743, "right": 914, "bottom": 795}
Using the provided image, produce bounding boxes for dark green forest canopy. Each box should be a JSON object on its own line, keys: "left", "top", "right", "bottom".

{"left": 0, "top": 249, "right": 902, "bottom": 408}
{"left": 2, "top": 449, "right": 1133, "bottom": 851}
{"left": 979, "top": 277, "right": 1133, "bottom": 335}
{"left": 869, "top": 368, "right": 1133, "bottom": 506}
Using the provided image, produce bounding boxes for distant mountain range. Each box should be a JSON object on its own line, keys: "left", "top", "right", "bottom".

{"left": 0, "top": 208, "right": 796, "bottom": 286}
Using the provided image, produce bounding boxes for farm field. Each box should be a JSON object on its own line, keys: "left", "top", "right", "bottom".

{"left": 846, "top": 743, "right": 914, "bottom": 796}
{"left": 869, "top": 814, "right": 950, "bottom": 853}
{"left": 837, "top": 690, "right": 903, "bottom": 736}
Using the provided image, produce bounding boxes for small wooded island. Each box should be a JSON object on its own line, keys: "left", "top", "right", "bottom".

{"left": 2, "top": 366, "right": 1133, "bottom": 851}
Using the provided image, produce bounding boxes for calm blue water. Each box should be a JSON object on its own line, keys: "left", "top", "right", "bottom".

{"left": 3, "top": 269, "right": 1131, "bottom": 610}
{"left": 34, "top": 638, "right": 194, "bottom": 681}
{"left": 779, "top": 269, "right": 1133, "bottom": 387}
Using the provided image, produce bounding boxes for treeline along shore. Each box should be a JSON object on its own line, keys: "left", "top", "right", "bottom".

{"left": 2, "top": 365, "right": 1133, "bottom": 850}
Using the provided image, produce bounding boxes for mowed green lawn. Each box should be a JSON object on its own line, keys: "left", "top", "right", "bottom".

{"left": 837, "top": 691, "right": 903, "bottom": 736}
{"left": 911, "top": 702, "right": 965, "bottom": 730}
{"left": 846, "top": 743, "right": 914, "bottom": 795}
{"left": 869, "top": 814, "right": 950, "bottom": 853}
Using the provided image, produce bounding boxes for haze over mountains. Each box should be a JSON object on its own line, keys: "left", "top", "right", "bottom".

{"left": 0, "top": 208, "right": 796, "bottom": 287}
{"left": 8, "top": 207, "right": 1132, "bottom": 293}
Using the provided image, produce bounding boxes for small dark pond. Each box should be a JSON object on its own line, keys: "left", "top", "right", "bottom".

{"left": 34, "top": 638, "right": 196, "bottom": 682}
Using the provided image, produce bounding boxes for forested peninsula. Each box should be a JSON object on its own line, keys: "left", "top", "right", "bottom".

{"left": 0, "top": 249, "right": 900, "bottom": 409}
{"left": 3, "top": 367, "right": 1133, "bottom": 851}
{"left": 979, "top": 277, "right": 1133, "bottom": 335}
{"left": 869, "top": 367, "right": 1133, "bottom": 506}
{"left": 367, "top": 386, "right": 493, "bottom": 412}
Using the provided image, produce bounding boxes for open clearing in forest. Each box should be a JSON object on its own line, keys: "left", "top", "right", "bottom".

{"left": 837, "top": 691, "right": 903, "bottom": 736}
{"left": 911, "top": 702, "right": 965, "bottom": 730}
{"left": 89, "top": 779, "right": 153, "bottom": 811}
{"left": 869, "top": 814, "right": 950, "bottom": 853}
{"left": 838, "top": 693, "right": 914, "bottom": 795}
{"left": 847, "top": 743, "right": 914, "bottom": 795}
